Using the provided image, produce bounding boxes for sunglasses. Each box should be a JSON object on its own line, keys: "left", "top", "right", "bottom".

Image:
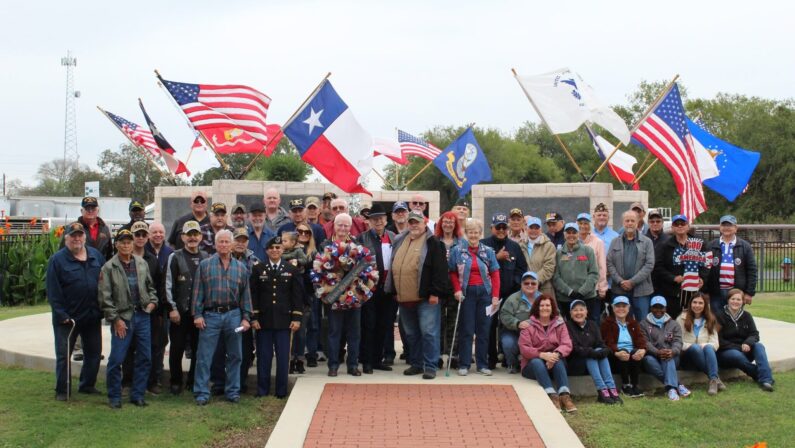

{"left": 332, "top": 206, "right": 346, "bottom": 211}
{"left": 494, "top": 225, "right": 508, "bottom": 230}
{"left": 83, "top": 206, "right": 98, "bottom": 211}
{"left": 133, "top": 232, "right": 148, "bottom": 238}
{"left": 672, "top": 221, "right": 687, "bottom": 227}
{"left": 410, "top": 201, "right": 424, "bottom": 206}
{"left": 522, "top": 281, "right": 538, "bottom": 286}
{"left": 193, "top": 198, "right": 206, "bottom": 204}
{"left": 297, "top": 229, "right": 312, "bottom": 235}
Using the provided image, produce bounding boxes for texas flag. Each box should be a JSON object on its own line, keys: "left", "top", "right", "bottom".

{"left": 585, "top": 124, "right": 638, "bottom": 188}
{"left": 284, "top": 80, "right": 373, "bottom": 194}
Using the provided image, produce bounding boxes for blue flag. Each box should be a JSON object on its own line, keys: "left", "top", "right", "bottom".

{"left": 686, "top": 118, "right": 761, "bottom": 202}
{"left": 432, "top": 128, "right": 492, "bottom": 197}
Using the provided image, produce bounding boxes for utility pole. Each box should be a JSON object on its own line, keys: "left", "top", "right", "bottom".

{"left": 61, "top": 51, "right": 80, "bottom": 187}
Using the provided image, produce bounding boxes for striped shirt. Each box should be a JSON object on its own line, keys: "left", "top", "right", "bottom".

{"left": 192, "top": 253, "right": 252, "bottom": 319}
{"left": 719, "top": 238, "right": 736, "bottom": 290}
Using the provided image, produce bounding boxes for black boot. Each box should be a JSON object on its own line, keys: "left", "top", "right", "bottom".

{"left": 295, "top": 360, "right": 305, "bottom": 374}
{"left": 289, "top": 359, "right": 296, "bottom": 374}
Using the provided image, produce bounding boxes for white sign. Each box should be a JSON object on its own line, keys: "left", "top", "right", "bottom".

{"left": 84, "top": 181, "right": 100, "bottom": 197}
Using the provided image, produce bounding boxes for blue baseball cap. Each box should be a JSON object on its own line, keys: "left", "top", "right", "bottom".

{"left": 526, "top": 217, "right": 542, "bottom": 228}
{"left": 672, "top": 214, "right": 688, "bottom": 224}
{"left": 392, "top": 201, "right": 408, "bottom": 212}
{"left": 576, "top": 213, "right": 592, "bottom": 222}
{"left": 570, "top": 299, "right": 587, "bottom": 310}
{"left": 563, "top": 222, "right": 578, "bottom": 232}
{"left": 612, "top": 296, "right": 630, "bottom": 306}
{"left": 650, "top": 296, "right": 667, "bottom": 307}
{"left": 720, "top": 215, "right": 737, "bottom": 225}
{"left": 521, "top": 271, "right": 538, "bottom": 281}
{"left": 492, "top": 212, "right": 508, "bottom": 226}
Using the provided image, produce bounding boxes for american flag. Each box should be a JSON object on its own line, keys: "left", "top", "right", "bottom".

{"left": 397, "top": 129, "right": 442, "bottom": 161}
{"left": 161, "top": 78, "right": 272, "bottom": 144}
{"left": 105, "top": 111, "right": 161, "bottom": 159}
{"left": 631, "top": 84, "right": 706, "bottom": 220}
{"left": 674, "top": 238, "right": 707, "bottom": 291}
{"left": 719, "top": 241, "right": 736, "bottom": 289}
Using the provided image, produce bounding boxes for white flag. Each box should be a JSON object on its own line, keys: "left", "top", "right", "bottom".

{"left": 515, "top": 68, "right": 630, "bottom": 144}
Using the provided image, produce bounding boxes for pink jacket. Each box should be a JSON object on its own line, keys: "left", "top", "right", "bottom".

{"left": 519, "top": 316, "right": 572, "bottom": 371}
{"left": 583, "top": 234, "right": 607, "bottom": 297}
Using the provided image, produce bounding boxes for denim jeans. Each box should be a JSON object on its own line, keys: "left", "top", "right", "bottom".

{"left": 306, "top": 298, "right": 322, "bottom": 360}
{"left": 500, "top": 330, "right": 520, "bottom": 369}
{"left": 53, "top": 319, "right": 101, "bottom": 395}
{"left": 522, "top": 358, "right": 570, "bottom": 395}
{"left": 642, "top": 354, "right": 680, "bottom": 389}
{"left": 711, "top": 290, "right": 729, "bottom": 317}
{"left": 292, "top": 313, "right": 310, "bottom": 360}
{"left": 682, "top": 344, "right": 719, "bottom": 380}
{"left": 327, "top": 308, "right": 361, "bottom": 370}
{"left": 194, "top": 309, "right": 243, "bottom": 402}
{"left": 630, "top": 295, "right": 651, "bottom": 322}
{"left": 383, "top": 299, "right": 399, "bottom": 361}
{"left": 399, "top": 300, "right": 441, "bottom": 372}
{"left": 256, "top": 328, "right": 290, "bottom": 397}
{"left": 717, "top": 344, "right": 773, "bottom": 384}
{"left": 107, "top": 311, "right": 151, "bottom": 403}
{"left": 458, "top": 285, "right": 491, "bottom": 370}
{"left": 586, "top": 357, "right": 617, "bottom": 390}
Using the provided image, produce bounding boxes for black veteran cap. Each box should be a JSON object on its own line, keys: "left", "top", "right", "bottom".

{"left": 129, "top": 200, "right": 144, "bottom": 211}
{"left": 265, "top": 235, "right": 282, "bottom": 249}
{"left": 65, "top": 222, "right": 85, "bottom": 236}
{"left": 81, "top": 196, "right": 98, "bottom": 208}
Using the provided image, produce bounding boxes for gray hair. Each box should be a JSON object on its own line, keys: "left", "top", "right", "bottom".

{"left": 334, "top": 213, "right": 352, "bottom": 225}
{"left": 214, "top": 229, "right": 233, "bottom": 242}
{"left": 465, "top": 218, "right": 483, "bottom": 234}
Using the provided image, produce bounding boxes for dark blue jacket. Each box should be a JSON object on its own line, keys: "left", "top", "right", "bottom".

{"left": 247, "top": 225, "right": 276, "bottom": 263}
{"left": 46, "top": 247, "right": 105, "bottom": 325}
{"left": 481, "top": 235, "right": 527, "bottom": 299}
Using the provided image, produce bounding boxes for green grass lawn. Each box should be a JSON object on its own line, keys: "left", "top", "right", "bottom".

{"left": 0, "top": 304, "right": 50, "bottom": 321}
{"left": 0, "top": 366, "right": 285, "bottom": 448}
{"left": 568, "top": 371, "right": 793, "bottom": 448}
{"left": 750, "top": 293, "right": 795, "bottom": 324}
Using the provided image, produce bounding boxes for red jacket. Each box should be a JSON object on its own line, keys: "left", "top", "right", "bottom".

{"left": 600, "top": 315, "right": 647, "bottom": 353}
{"left": 519, "top": 316, "right": 572, "bottom": 371}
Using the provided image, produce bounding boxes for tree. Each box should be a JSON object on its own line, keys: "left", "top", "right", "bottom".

{"left": 27, "top": 159, "right": 103, "bottom": 197}
{"left": 97, "top": 144, "right": 186, "bottom": 202}
{"left": 191, "top": 138, "right": 310, "bottom": 185}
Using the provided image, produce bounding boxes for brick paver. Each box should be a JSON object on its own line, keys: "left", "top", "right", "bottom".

{"left": 303, "top": 384, "right": 545, "bottom": 448}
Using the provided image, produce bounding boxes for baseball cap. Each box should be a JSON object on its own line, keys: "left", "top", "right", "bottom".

{"left": 115, "top": 229, "right": 134, "bottom": 242}
{"left": 526, "top": 217, "right": 542, "bottom": 228}
{"left": 593, "top": 202, "right": 608, "bottom": 213}
{"left": 630, "top": 201, "right": 646, "bottom": 212}
{"left": 64, "top": 221, "right": 85, "bottom": 236}
{"left": 407, "top": 211, "right": 425, "bottom": 222}
{"left": 563, "top": 222, "right": 578, "bottom": 232}
{"left": 672, "top": 214, "right": 688, "bottom": 224}
{"left": 612, "top": 296, "right": 630, "bottom": 306}
{"left": 182, "top": 221, "right": 202, "bottom": 234}
{"left": 249, "top": 202, "right": 265, "bottom": 213}
{"left": 231, "top": 203, "right": 246, "bottom": 214}
{"left": 129, "top": 200, "right": 144, "bottom": 211}
{"left": 233, "top": 227, "right": 249, "bottom": 240}
{"left": 521, "top": 271, "right": 539, "bottom": 281}
{"left": 305, "top": 196, "right": 320, "bottom": 208}
{"left": 289, "top": 198, "right": 305, "bottom": 210}
{"left": 509, "top": 208, "right": 523, "bottom": 217}
{"left": 322, "top": 192, "right": 337, "bottom": 201}
{"left": 650, "top": 296, "right": 667, "bottom": 307}
{"left": 545, "top": 212, "right": 563, "bottom": 222}
{"left": 454, "top": 198, "right": 470, "bottom": 208}
{"left": 81, "top": 196, "right": 98, "bottom": 208}
{"left": 191, "top": 191, "right": 208, "bottom": 201}
{"left": 570, "top": 299, "right": 587, "bottom": 310}
{"left": 576, "top": 213, "right": 592, "bottom": 222}
{"left": 720, "top": 215, "right": 737, "bottom": 225}
{"left": 492, "top": 212, "right": 508, "bottom": 226}
{"left": 392, "top": 201, "right": 409, "bottom": 212}
{"left": 211, "top": 202, "right": 227, "bottom": 214}
{"left": 130, "top": 221, "right": 149, "bottom": 234}
{"left": 368, "top": 204, "right": 387, "bottom": 218}
{"left": 648, "top": 208, "right": 663, "bottom": 219}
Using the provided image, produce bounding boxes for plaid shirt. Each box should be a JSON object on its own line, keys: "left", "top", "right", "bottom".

{"left": 199, "top": 223, "right": 234, "bottom": 254}
{"left": 192, "top": 253, "right": 252, "bottom": 320}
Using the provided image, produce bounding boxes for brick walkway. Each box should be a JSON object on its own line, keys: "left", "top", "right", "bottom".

{"left": 303, "top": 384, "right": 545, "bottom": 448}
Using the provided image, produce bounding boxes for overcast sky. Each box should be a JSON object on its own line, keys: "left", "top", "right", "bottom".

{"left": 2, "top": 0, "right": 793, "bottom": 189}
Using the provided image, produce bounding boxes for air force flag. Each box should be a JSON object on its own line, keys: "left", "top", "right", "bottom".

{"left": 433, "top": 128, "right": 492, "bottom": 197}
{"left": 686, "top": 118, "right": 761, "bottom": 202}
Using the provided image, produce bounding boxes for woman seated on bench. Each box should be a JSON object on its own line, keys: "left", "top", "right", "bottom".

{"left": 716, "top": 288, "right": 775, "bottom": 392}
{"left": 676, "top": 293, "right": 725, "bottom": 395}
{"left": 566, "top": 300, "right": 621, "bottom": 405}
{"left": 601, "top": 296, "right": 646, "bottom": 398}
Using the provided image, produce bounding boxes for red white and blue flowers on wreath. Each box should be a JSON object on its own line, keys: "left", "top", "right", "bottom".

{"left": 311, "top": 241, "right": 378, "bottom": 310}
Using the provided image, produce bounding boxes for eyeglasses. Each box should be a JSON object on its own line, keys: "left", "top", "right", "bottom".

{"left": 672, "top": 221, "right": 687, "bottom": 227}
{"left": 332, "top": 206, "right": 346, "bottom": 212}
{"left": 410, "top": 201, "right": 424, "bottom": 206}
{"left": 522, "top": 281, "right": 538, "bottom": 286}
{"left": 297, "top": 229, "right": 312, "bottom": 235}
{"left": 83, "top": 206, "right": 98, "bottom": 211}
{"left": 133, "top": 232, "right": 148, "bottom": 238}
{"left": 193, "top": 198, "right": 206, "bottom": 204}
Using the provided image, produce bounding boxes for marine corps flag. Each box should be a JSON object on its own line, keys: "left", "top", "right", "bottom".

{"left": 432, "top": 128, "right": 492, "bottom": 197}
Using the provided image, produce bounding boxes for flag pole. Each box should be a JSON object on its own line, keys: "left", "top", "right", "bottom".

{"left": 239, "top": 72, "right": 332, "bottom": 179}
{"left": 96, "top": 106, "right": 173, "bottom": 179}
{"left": 404, "top": 159, "right": 434, "bottom": 188}
{"left": 584, "top": 123, "right": 627, "bottom": 189}
{"left": 512, "top": 68, "right": 587, "bottom": 181}
{"left": 153, "top": 70, "right": 232, "bottom": 175}
{"left": 371, "top": 168, "right": 392, "bottom": 190}
{"left": 631, "top": 158, "right": 659, "bottom": 184}
{"left": 588, "top": 74, "right": 678, "bottom": 182}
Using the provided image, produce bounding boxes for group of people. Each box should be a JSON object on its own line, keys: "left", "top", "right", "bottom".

{"left": 46, "top": 191, "right": 775, "bottom": 411}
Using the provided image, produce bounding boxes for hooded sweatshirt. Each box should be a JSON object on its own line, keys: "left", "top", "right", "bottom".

{"left": 639, "top": 313, "right": 683, "bottom": 358}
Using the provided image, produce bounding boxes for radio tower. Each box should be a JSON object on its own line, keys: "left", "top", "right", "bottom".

{"left": 61, "top": 51, "right": 80, "bottom": 166}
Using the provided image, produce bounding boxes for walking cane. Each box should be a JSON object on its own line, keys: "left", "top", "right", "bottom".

{"left": 445, "top": 297, "right": 463, "bottom": 377}
{"left": 66, "top": 319, "right": 76, "bottom": 401}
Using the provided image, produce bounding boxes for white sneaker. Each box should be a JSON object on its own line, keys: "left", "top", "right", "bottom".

{"left": 477, "top": 368, "right": 493, "bottom": 376}
{"left": 677, "top": 384, "right": 691, "bottom": 398}
{"left": 667, "top": 388, "right": 680, "bottom": 401}
{"left": 457, "top": 368, "right": 468, "bottom": 376}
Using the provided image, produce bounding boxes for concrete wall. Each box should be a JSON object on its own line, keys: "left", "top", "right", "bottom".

{"left": 612, "top": 190, "right": 649, "bottom": 229}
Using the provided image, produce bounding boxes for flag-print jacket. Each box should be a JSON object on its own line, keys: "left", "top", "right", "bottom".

{"left": 703, "top": 238, "right": 757, "bottom": 297}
